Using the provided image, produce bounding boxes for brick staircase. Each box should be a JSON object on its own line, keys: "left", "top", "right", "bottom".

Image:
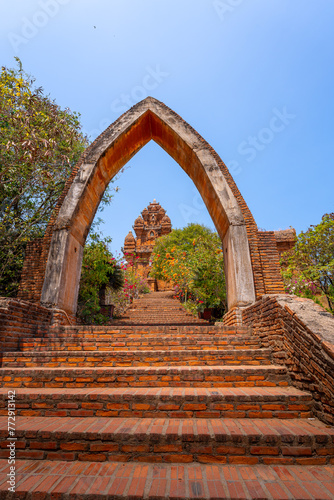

{"left": 112, "top": 291, "right": 209, "bottom": 325}
{"left": 0, "top": 293, "right": 333, "bottom": 498}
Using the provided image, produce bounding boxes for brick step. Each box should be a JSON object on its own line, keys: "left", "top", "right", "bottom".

{"left": 112, "top": 321, "right": 209, "bottom": 326}
{"left": 114, "top": 312, "right": 204, "bottom": 316}
{"left": 114, "top": 318, "right": 206, "bottom": 323}
{"left": 117, "top": 318, "right": 203, "bottom": 322}
{"left": 132, "top": 298, "right": 184, "bottom": 304}
{"left": 0, "top": 365, "right": 290, "bottom": 388}
{"left": 118, "top": 309, "right": 200, "bottom": 313}
{"left": 129, "top": 303, "right": 187, "bottom": 306}
{"left": 19, "top": 334, "right": 262, "bottom": 352}
{"left": 36, "top": 331, "right": 251, "bottom": 341}
{"left": 121, "top": 306, "right": 201, "bottom": 318}
{"left": 1, "top": 348, "right": 272, "bottom": 368}
{"left": 2, "top": 460, "right": 334, "bottom": 499}
{"left": 1, "top": 416, "right": 333, "bottom": 464}
{"left": 123, "top": 309, "right": 198, "bottom": 314}
{"left": 116, "top": 293, "right": 210, "bottom": 325}
{"left": 126, "top": 307, "right": 196, "bottom": 313}
{"left": 125, "top": 313, "right": 193, "bottom": 316}
{"left": 124, "top": 314, "right": 199, "bottom": 318}
{"left": 58, "top": 325, "right": 251, "bottom": 335}
{"left": 0, "top": 387, "right": 313, "bottom": 419}
{"left": 125, "top": 308, "right": 193, "bottom": 313}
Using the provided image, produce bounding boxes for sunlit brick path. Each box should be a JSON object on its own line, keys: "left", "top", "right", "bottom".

{"left": 0, "top": 460, "right": 334, "bottom": 498}
{"left": 0, "top": 292, "right": 333, "bottom": 498}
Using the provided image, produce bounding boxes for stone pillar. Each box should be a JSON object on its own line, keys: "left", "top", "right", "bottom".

{"left": 223, "top": 225, "right": 256, "bottom": 310}
{"left": 41, "top": 229, "right": 83, "bottom": 315}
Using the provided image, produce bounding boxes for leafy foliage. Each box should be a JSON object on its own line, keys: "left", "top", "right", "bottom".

{"left": 282, "top": 213, "right": 334, "bottom": 313}
{"left": 107, "top": 258, "right": 150, "bottom": 318}
{"left": 151, "top": 224, "right": 226, "bottom": 317}
{"left": 77, "top": 234, "right": 124, "bottom": 324}
{"left": 0, "top": 59, "right": 88, "bottom": 296}
{"left": 77, "top": 237, "right": 151, "bottom": 323}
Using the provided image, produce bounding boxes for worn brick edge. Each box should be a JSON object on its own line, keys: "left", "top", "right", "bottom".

{"left": 0, "top": 298, "right": 73, "bottom": 354}
{"left": 242, "top": 294, "right": 334, "bottom": 424}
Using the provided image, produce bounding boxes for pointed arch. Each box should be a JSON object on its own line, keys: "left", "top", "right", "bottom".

{"left": 40, "top": 97, "right": 258, "bottom": 315}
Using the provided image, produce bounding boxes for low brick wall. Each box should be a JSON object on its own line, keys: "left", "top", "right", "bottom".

{"left": 17, "top": 238, "right": 46, "bottom": 303}
{"left": 0, "top": 299, "right": 73, "bottom": 354}
{"left": 242, "top": 294, "right": 334, "bottom": 424}
{"left": 222, "top": 307, "right": 242, "bottom": 326}
{"left": 257, "top": 232, "right": 285, "bottom": 294}
{"left": 0, "top": 298, "right": 52, "bottom": 353}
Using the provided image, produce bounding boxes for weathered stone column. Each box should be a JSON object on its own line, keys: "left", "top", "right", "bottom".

{"left": 41, "top": 229, "right": 83, "bottom": 314}
{"left": 223, "top": 225, "right": 256, "bottom": 309}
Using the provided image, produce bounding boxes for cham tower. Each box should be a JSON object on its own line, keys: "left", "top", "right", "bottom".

{"left": 123, "top": 200, "right": 172, "bottom": 291}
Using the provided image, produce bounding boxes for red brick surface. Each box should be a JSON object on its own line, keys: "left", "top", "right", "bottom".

{"left": 1, "top": 415, "right": 334, "bottom": 464}
{"left": 0, "top": 299, "right": 52, "bottom": 352}
{"left": 242, "top": 295, "right": 334, "bottom": 425}
{"left": 0, "top": 298, "right": 74, "bottom": 353}
{"left": 0, "top": 460, "right": 333, "bottom": 499}
{"left": 1, "top": 347, "right": 273, "bottom": 368}
{"left": 0, "top": 386, "right": 313, "bottom": 418}
{"left": 1, "top": 292, "right": 333, "bottom": 498}
{"left": 0, "top": 364, "right": 290, "bottom": 388}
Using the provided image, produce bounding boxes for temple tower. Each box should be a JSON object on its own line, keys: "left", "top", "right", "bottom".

{"left": 123, "top": 200, "right": 172, "bottom": 291}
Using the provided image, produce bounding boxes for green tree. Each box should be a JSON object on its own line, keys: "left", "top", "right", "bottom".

{"left": 0, "top": 59, "right": 89, "bottom": 296}
{"left": 282, "top": 213, "right": 334, "bottom": 312}
{"left": 151, "top": 224, "right": 226, "bottom": 316}
{"left": 77, "top": 234, "right": 124, "bottom": 324}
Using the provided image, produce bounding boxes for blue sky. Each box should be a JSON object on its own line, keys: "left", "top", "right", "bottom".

{"left": 1, "top": 0, "right": 333, "bottom": 255}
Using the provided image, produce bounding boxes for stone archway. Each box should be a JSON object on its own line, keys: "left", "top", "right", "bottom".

{"left": 19, "top": 97, "right": 284, "bottom": 316}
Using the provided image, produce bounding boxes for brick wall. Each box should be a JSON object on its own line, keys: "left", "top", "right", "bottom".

{"left": 274, "top": 228, "right": 296, "bottom": 260}
{"left": 17, "top": 239, "right": 46, "bottom": 302}
{"left": 222, "top": 307, "right": 243, "bottom": 326}
{"left": 0, "top": 299, "right": 73, "bottom": 354}
{"left": 257, "top": 231, "right": 285, "bottom": 294}
{"left": 0, "top": 298, "right": 52, "bottom": 352}
{"left": 242, "top": 295, "right": 334, "bottom": 424}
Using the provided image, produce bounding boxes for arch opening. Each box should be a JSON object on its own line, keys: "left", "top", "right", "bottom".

{"left": 40, "top": 98, "right": 256, "bottom": 316}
